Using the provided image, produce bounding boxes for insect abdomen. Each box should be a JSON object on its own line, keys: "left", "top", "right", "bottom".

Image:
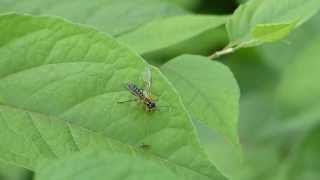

{"left": 127, "top": 83, "right": 144, "bottom": 97}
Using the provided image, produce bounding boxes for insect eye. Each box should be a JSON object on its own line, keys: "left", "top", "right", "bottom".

{"left": 149, "top": 102, "right": 156, "bottom": 108}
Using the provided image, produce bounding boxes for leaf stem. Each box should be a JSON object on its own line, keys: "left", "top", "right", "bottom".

{"left": 208, "top": 41, "right": 255, "bottom": 60}
{"left": 208, "top": 47, "right": 235, "bottom": 59}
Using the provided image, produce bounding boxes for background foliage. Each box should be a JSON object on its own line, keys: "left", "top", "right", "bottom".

{"left": 0, "top": 0, "right": 319, "bottom": 180}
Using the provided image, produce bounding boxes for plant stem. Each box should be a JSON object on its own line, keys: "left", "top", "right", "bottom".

{"left": 208, "top": 46, "right": 235, "bottom": 59}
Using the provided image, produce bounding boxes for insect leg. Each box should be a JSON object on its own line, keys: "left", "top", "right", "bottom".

{"left": 118, "top": 99, "right": 138, "bottom": 103}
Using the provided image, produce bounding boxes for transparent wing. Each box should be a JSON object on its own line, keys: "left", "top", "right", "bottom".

{"left": 143, "top": 65, "right": 152, "bottom": 97}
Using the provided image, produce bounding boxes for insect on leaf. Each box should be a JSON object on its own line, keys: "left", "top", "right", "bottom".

{"left": 0, "top": 13, "right": 227, "bottom": 180}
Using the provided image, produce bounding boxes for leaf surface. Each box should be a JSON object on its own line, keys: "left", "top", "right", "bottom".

{"left": 36, "top": 151, "right": 183, "bottom": 180}
{"left": 0, "top": 0, "right": 187, "bottom": 36}
{"left": 118, "top": 15, "right": 227, "bottom": 55}
{"left": 161, "top": 55, "right": 240, "bottom": 146}
{"left": 0, "top": 13, "right": 226, "bottom": 180}
{"left": 227, "top": 0, "right": 320, "bottom": 47}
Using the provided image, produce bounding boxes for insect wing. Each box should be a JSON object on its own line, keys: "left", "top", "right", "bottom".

{"left": 143, "top": 66, "right": 152, "bottom": 97}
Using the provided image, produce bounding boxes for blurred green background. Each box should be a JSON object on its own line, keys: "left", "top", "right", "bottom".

{"left": 0, "top": 0, "right": 319, "bottom": 180}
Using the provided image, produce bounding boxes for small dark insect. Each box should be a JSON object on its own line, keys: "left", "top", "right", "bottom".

{"left": 125, "top": 83, "right": 156, "bottom": 111}
{"left": 139, "top": 143, "right": 151, "bottom": 150}
{"left": 118, "top": 66, "right": 157, "bottom": 111}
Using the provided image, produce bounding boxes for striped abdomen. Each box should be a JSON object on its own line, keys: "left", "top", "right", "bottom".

{"left": 127, "top": 83, "right": 144, "bottom": 98}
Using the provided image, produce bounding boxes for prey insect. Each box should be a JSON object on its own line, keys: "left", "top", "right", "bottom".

{"left": 118, "top": 66, "right": 157, "bottom": 111}
{"left": 139, "top": 143, "right": 151, "bottom": 150}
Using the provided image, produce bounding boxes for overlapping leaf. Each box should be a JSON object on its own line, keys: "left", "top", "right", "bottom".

{"left": 226, "top": 0, "right": 320, "bottom": 48}
{"left": 162, "top": 55, "right": 240, "bottom": 146}
{"left": 0, "top": 0, "right": 187, "bottom": 36}
{"left": 0, "top": 13, "right": 227, "bottom": 180}
{"left": 118, "top": 15, "right": 227, "bottom": 55}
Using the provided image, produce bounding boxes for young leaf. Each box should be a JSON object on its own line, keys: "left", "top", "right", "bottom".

{"left": 227, "top": 0, "right": 320, "bottom": 48}
{"left": 0, "top": 13, "right": 226, "bottom": 180}
{"left": 258, "top": 12, "right": 320, "bottom": 71}
{"left": 118, "top": 15, "right": 228, "bottom": 55}
{"left": 0, "top": 0, "right": 187, "bottom": 36}
{"left": 161, "top": 55, "right": 240, "bottom": 146}
{"left": 252, "top": 22, "right": 297, "bottom": 43}
{"left": 36, "top": 151, "right": 183, "bottom": 180}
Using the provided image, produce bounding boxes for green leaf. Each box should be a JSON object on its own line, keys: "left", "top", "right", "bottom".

{"left": 0, "top": 0, "right": 187, "bottom": 36}
{"left": 161, "top": 55, "right": 240, "bottom": 146}
{"left": 258, "top": 12, "right": 320, "bottom": 70}
{"left": 227, "top": 0, "right": 320, "bottom": 47}
{"left": 36, "top": 151, "right": 183, "bottom": 180}
{"left": 0, "top": 104, "right": 128, "bottom": 169}
{"left": 118, "top": 15, "right": 228, "bottom": 55}
{"left": 143, "top": 27, "right": 228, "bottom": 66}
{"left": 252, "top": 22, "right": 297, "bottom": 43}
{"left": 0, "top": 13, "right": 226, "bottom": 180}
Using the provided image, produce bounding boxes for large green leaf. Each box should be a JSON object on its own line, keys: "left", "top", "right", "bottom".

{"left": 36, "top": 151, "right": 183, "bottom": 180}
{"left": 118, "top": 15, "right": 228, "bottom": 55}
{"left": 0, "top": 104, "right": 135, "bottom": 169}
{"left": 226, "top": 0, "right": 320, "bottom": 48}
{"left": 0, "top": 13, "right": 227, "bottom": 180}
{"left": 0, "top": 0, "right": 187, "bottom": 36}
{"left": 161, "top": 55, "right": 240, "bottom": 146}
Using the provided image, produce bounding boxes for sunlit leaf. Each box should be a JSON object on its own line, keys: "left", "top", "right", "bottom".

{"left": 162, "top": 55, "right": 240, "bottom": 146}
{"left": 227, "top": 0, "right": 320, "bottom": 47}
{"left": 0, "top": 13, "right": 226, "bottom": 180}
